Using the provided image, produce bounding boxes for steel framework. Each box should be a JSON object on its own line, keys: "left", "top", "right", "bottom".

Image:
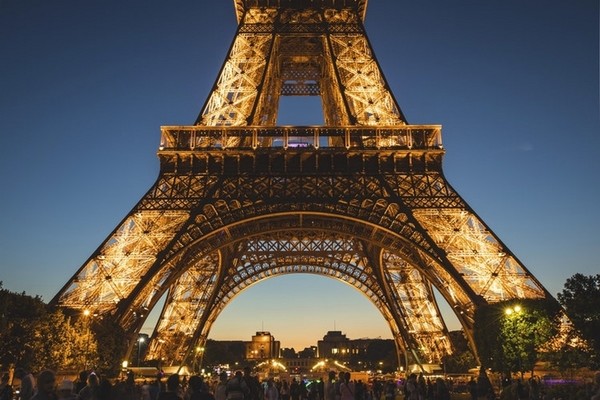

{"left": 52, "top": 0, "right": 552, "bottom": 368}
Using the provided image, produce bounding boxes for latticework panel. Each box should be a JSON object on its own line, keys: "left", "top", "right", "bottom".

{"left": 413, "top": 209, "right": 547, "bottom": 302}
{"left": 162, "top": 175, "right": 442, "bottom": 264}
{"left": 145, "top": 253, "right": 219, "bottom": 362}
{"left": 139, "top": 175, "right": 220, "bottom": 210}
{"left": 328, "top": 33, "right": 405, "bottom": 126}
{"left": 54, "top": 210, "right": 189, "bottom": 314}
{"left": 384, "top": 173, "right": 465, "bottom": 208}
{"left": 382, "top": 252, "right": 453, "bottom": 363}
{"left": 198, "top": 30, "right": 274, "bottom": 127}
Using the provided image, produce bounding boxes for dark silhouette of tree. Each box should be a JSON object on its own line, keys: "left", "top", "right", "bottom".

{"left": 0, "top": 283, "right": 99, "bottom": 373}
{"left": 203, "top": 339, "right": 246, "bottom": 366}
{"left": 0, "top": 283, "right": 49, "bottom": 370}
{"left": 363, "top": 340, "right": 397, "bottom": 372}
{"left": 557, "top": 273, "right": 600, "bottom": 368}
{"left": 442, "top": 331, "right": 476, "bottom": 373}
{"left": 92, "top": 316, "right": 128, "bottom": 376}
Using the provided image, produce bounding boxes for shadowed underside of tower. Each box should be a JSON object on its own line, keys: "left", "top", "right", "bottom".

{"left": 52, "top": 0, "right": 551, "bottom": 368}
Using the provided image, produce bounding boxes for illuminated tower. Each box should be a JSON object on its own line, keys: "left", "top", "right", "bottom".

{"left": 52, "top": 0, "right": 553, "bottom": 367}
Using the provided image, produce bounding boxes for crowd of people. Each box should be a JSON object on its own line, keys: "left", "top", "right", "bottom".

{"left": 2, "top": 366, "right": 599, "bottom": 400}
{"left": 0, "top": 366, "right": 406, "bottom": 400}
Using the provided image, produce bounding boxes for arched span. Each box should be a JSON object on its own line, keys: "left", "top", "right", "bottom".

{"left": 131, "top": 211, "right": 469, "bottom": 367}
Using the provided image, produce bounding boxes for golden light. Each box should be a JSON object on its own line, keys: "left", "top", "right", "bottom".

{"left": 505, "top": 305, "right": 523, "bottom": 316}
{"left": 514, "top": 305, "right": 522, "bottom": 313}
{"left": 83, "top": 309, "right": 91, "bottom": 317}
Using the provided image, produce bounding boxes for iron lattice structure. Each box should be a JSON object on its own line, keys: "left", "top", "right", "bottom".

{"left": 52, "top": 0, "right": 552, "bottom": 367}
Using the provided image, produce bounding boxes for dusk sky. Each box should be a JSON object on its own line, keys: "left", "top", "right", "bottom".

{"left": 1, "top": 1, "right": 598, "bottom": 351}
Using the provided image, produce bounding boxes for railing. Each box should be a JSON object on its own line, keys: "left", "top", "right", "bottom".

{"left": 159, "top": 125, "right": 443, "bottom": 152}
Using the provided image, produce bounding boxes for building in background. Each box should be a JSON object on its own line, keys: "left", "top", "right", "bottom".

{"left": 245, "top": 331, "right": 281, "bottom": 360}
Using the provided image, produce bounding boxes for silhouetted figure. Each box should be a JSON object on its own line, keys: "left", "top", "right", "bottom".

{"left": 32, "top": 370, "right": 58, "bottom": 400}
{"left": 15, "top": 368, "right": 36, "bottom": 400}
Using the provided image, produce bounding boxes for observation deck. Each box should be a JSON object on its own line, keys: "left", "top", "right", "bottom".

{"left": 158, "top": 125, "right": 444, "bottom": 175}
{"left": 233, "top": 0, "right": 369, "bottom": 23}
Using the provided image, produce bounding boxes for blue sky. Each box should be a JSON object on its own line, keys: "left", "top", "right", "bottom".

{"left": 0, "top": 1, "right": 598, "bottom": 350}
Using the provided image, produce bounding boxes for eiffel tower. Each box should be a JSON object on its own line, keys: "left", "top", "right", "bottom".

{"left": 52, "top": 0, "right": 553, "bottom": 368}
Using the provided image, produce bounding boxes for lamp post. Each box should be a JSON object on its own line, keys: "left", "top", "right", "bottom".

{"left": 83, "top": 309, "right": 91, "bottom": 370}
{"left": 194, "top": 346, "right": 205, "bottom": 374}
{"left": 137, "top": 337, "right": 145, "bottom": 366}
{"left": 504, "top": 304, "right": 523, "bottom": 377}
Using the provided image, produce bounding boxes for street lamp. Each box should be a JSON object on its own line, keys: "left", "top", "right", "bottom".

{"left": 194, "top": 346, "right": 205, "bottom": 373}
{"left": 83, "top": 309, "right": 91, "bottom": 370}
{"left": 505, "top": 305, "right": 522, "bottom": 316}
{"left": 137, "top": 337, "right": 145, "bottom": 366}
{"left": 504, "top": 304, "right": 524, "bottom": 377}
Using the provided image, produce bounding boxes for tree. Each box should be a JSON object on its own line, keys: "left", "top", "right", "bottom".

{"left": 363, "top": 340, "right": 398, "bottom": 372}
{"left": 500, "top": 305, "right": 556, "bottom": 376}
{"left": 0, "top": 284, "right": 101, "bottom": 373}
{"left": 0, "top": 283, "right": 48, "bottom": 371}
{"left": 442, "top": 331, "right": 477, "bottom": 373}
{"left": 92, "top": 317, "right": 127, "bottom": 376}
{"left": 474, "top": 298, "right": 561, "bottom": 376}
{"left": 557, "top": 273, "right": 600, "bottom": 367}
{"left": 203, "top": 340, "right": 246, "bottom": 367}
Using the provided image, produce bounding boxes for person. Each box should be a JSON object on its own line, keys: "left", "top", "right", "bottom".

{"left": 591, "top": 371, "right": 600, "bottom": 400}
{"left": 0, "top": 373, "right": 13, "bottom": 400}
{"left": 57, "top": 380, "right": 77, "bottom": 400}
{"left": 354, "top": 381, "right": 365, "bottom": 400}
{"left": 158, "top": 374, "right": 183, "bottom": 400}
{"left": 324, "top": 372, "right": 336, "bottom": 400}
{"left": 188, "top": 375, "right": 214, "bottom": 400}
{"left": 15, "top": 368, "right": 36, "bottom": 400}
{"left": 97, "top": 376, "right": 113, "bottom": 400}
{"left": 467, "top": 377, "right": 477, "bottom": 400}
{"left": 527, "top": 377, "right": 539, "bottom": 400}
{"left": 215, "top": 372, "right": 228, "bottom": 400}
{"left": 32, "top": 370, "right": 58, "bottom": 400}
{"left": 476, "top": 369, "right": 493, "bottom": 400}
{"left": 383, "top": 380, "right": 395, "bottom": 400}
{"left": 290, "top": 378, "right": 300, "bottom": 400}
{"left": 114, "top": 370, "right": 136, "bottom": 400}
{"left": 405, "top": 374, "right": 418, "bottom": 400}
{"left": 372, "top": 379, "right": 382, "bottom": 400}
{"left": 226, "top": 371, "right": 249, "bottom": 400}
{"left": 279, "top": 380, "right": 290, "bottom": 400}
{"left": 242, "top": 367, "right": 260, "bottom": 400}
{"left": 78, "top": 372, "right": 99, "bottom": 400}
{"left": 74, "top": 371, "right": 88, "bottom": 395}
{"left": 338, "top": 373, "right": 353, "bottom": 400}
{"left": 434, "top": 378, "right": 450, "bottom": 400}
{"left": 264, "top": 379, "right": 279, "bottom": 400}
{"left": 417, "top": 374, "right": 426, "bottom": 400}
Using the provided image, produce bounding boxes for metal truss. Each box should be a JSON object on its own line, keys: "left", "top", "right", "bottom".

{"left": 413, "top": 209, "right": 547, "bottom": 301}
{"left": 52, "top": 0, "right": 555, "bottom": 368}
{"left": 197, "top": 4, "right": 404, "bottom": 132}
